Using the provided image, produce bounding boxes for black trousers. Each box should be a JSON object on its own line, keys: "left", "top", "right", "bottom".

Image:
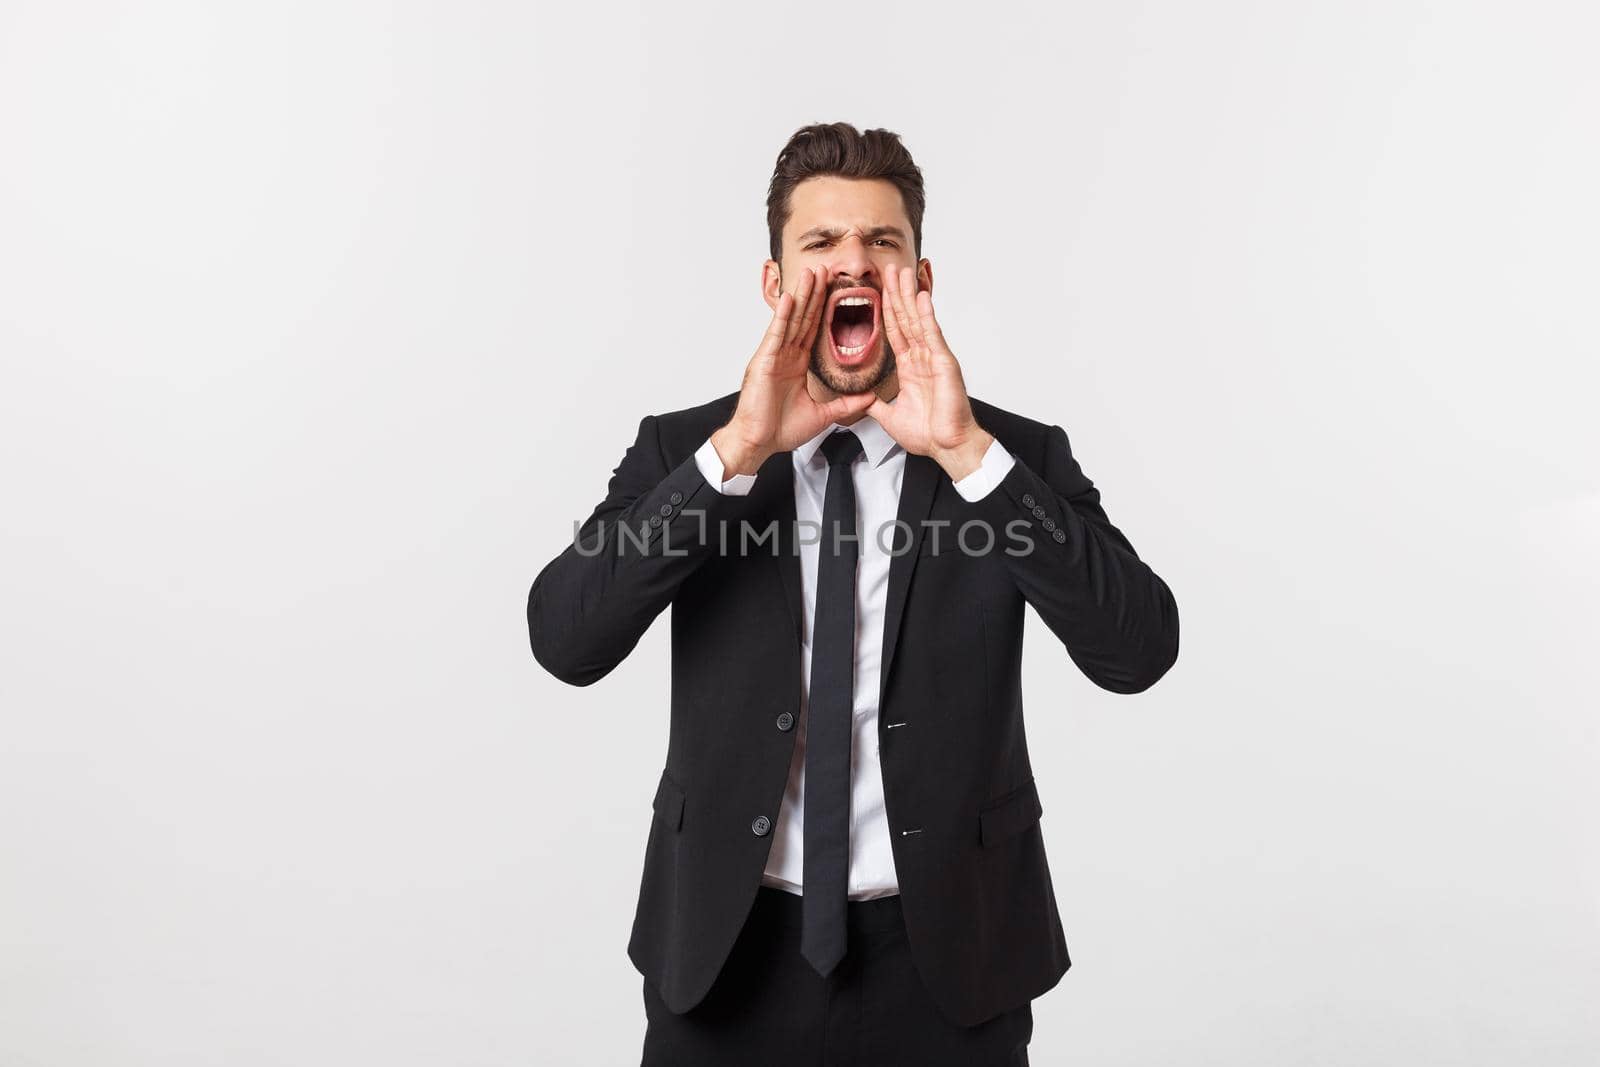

{"left": 641, "top": 886, "right": 1033, "bottom": 1066}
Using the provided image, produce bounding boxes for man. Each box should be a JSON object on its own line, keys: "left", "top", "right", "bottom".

{"left": 527, "top": 122, "right": 1179, "bottom": 1066}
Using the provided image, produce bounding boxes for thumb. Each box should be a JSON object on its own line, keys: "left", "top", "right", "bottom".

{"left": 845, "top": 390, "right": 879, "bottom": 415}
{"left": 818, "top": 390, "right": 878, "bottom": 423}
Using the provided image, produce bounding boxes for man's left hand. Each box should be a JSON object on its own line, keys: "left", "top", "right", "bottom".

{"left": 868, "top": 264, "right": 995, "bottom": 482}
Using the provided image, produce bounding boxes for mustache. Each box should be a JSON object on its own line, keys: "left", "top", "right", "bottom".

{"left": 824, "top": 278, "right": 880, "bottom": 297}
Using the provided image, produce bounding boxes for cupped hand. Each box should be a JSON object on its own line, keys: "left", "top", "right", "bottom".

{"left": 712, "top": 266, "right": 878, "bottom": 476}
{"left": 867, "top": 264, "right": 991, "bottom": 477}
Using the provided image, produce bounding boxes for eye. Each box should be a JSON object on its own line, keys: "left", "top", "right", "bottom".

{"left": 873, "top": 239, "right": 897, "bottom": 247}
{"left": 805, "top": 241, "right": 831, "bottom": 251}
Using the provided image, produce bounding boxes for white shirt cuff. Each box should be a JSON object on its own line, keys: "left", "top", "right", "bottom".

{"left": 952, "top": 437, "right": 1016, "bottom": 502}
{"left": 694, "top": 435, "right": 758, "bottom": 496}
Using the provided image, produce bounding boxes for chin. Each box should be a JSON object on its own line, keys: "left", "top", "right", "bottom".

{"left": 812, "top": 341, "right": 893, "bottom": 396}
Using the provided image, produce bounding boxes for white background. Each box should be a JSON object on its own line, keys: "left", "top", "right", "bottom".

{"left": 2, "top": 1, "right": 1596, "bottom": 1063}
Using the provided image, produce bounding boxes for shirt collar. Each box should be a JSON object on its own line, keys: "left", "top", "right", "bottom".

{"left": 793, "top": 413, "right": 900, "bottom": 471}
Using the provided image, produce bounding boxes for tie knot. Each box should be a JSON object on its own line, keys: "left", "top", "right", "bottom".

{"left": 819, "top": 429, "right": 864, "bottom": 467}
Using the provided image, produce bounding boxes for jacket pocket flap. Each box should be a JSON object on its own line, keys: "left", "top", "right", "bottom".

{"left": 979, "top": 777, "right": 1042, "bottom": 846}
{"left": 652, "top": 771, "right": 685, "bottom": 831}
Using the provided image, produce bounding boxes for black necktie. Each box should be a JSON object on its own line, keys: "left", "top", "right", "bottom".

{"left": 802, "top": 428, "right": 865, "bottom": 977}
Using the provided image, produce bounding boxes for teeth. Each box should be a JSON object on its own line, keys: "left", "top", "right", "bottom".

{"left": 837, "top": 343, "right": 866, "bottom": 356}
{"left": 838, "top": 296, "right": 872, "bottom": 307}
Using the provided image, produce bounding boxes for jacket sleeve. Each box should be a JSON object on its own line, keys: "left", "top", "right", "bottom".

{"left": 960, "top": 423, "right": 1179, "bottom": 694}
{"left": 526, "top": 415, "right": 745, "bottom": 687}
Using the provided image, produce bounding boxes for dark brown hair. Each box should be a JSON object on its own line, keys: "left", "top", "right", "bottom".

{"left": 765, "top": 122, "right": 926, "bottom": 266}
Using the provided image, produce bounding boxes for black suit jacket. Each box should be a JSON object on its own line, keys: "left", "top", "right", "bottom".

{"left": 526, "top": 390, "right": 1179, "bottom": 1027}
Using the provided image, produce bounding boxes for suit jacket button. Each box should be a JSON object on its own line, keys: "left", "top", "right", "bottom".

{"left": 1042, "top": 517, "right": 1056, "bottom": 531}
{"left": 669, "top": 491, "right": 684, "bottom": 505}
{"left": 1021, "top": 493, "right": 1035, "bottom": 509}
{"left": 776, "top": 711, "right": 795, "bottom": 731}
{"left": 1053, "top": 528, "right": 1067, "bottom": 543}
{"left": 751, "top": 816, "right": 772, "bottom": 836}
{"left": 648, "top": 513, "right": 663, "bottom": 528}
{"left": 659, "top": 503, "right": 673, "bottom": 516}
{"left": 1032, "top": 506, "right": 1046, "bottom": 519}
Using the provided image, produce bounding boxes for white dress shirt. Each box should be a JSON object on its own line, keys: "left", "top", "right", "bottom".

{"left": 693, "top": 414, "right": 1015, "bottom": 899}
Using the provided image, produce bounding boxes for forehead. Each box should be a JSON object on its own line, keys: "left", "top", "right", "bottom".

{"left": 783, "top": 176, "right": 910, "bottom": 241}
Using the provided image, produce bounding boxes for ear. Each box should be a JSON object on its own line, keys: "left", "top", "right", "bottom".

{"left": 916, "top": 258, "right": 933, "bottom": 296}
{"left": 762, "top": 259, "right": 783, "bottom": 310}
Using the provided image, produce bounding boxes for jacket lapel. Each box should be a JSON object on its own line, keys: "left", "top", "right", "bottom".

{"left": 879, "top": 451, "right": 940, "bottom": 709}
{"left": 761, "top": 452, "right": 806, "bottom": 647}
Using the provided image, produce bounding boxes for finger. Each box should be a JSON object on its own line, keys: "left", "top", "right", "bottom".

{"left": 897, "top": 263, "right": 929, "bottom": 350}
{"left": 761, "top": 290, "right": 795, "bottom": 357}
{"left": 884, "top": 263, "right": 920, "bottom": 360}
{"left": 879, "top": 265, "right": 906, "bottom": 354}
{"left": 915, "top": 288, "right": 951, "bottom": 356}
{"left": 783, "top": 267, "right": 816, "bottom": 347}
{"left": 788, "top": 267, "right": 825, "bottom": 361}
{"left": 798, "top": 265, "right": 829, "bottom": 355}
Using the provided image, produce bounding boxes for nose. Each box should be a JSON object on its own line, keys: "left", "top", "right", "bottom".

{"left": 828, "top": 232, "right": 877, "bottom": 289}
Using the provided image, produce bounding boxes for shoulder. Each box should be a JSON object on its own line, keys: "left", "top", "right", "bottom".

{"left": 968, "top": 394, "right": 1066, "bottom": 466}
{"left": 647, "top": 390, "right": 742, "bottom": 462}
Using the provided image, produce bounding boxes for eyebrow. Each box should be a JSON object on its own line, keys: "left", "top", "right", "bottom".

{"left": 794, "top": 225, "right": 909, "bottom": 245}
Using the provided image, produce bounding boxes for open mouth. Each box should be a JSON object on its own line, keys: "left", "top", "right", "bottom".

{"left": 824, "top": 287, "right": 880, "bottom": 366}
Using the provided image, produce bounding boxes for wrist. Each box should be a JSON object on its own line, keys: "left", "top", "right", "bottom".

{"left": 933, "top": 428, "right": 994, "bottom": 482}
{"left": 710, "top": 423, "right": 769, "bottom": 478}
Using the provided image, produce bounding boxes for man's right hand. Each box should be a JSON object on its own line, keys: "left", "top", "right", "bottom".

{"left": 709, "top": 266, "right": 878, "bottom": 479}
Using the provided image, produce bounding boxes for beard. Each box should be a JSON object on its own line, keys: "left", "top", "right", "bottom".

{"left": 809, "top": 288, "right": 897, "bottom": 396}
